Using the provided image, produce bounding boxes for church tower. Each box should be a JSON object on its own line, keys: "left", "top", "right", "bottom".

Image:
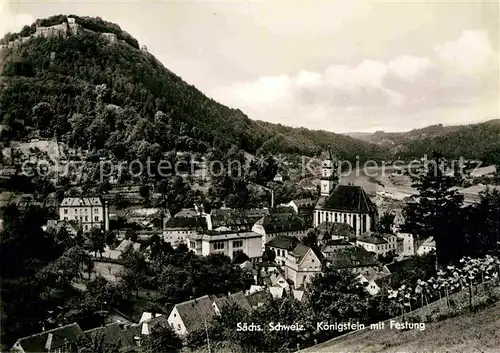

{"left": 320, "top": 145, "right": 337, "bottom": 196}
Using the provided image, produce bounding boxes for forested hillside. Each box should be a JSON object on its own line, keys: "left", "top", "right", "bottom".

{"left": 398, "top": 119, "right": 500, "bottom": 160}
{"left": 0, "top": 15, "right": 389, "bottom": 161}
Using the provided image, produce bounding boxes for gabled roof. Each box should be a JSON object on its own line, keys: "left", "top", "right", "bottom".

{"left": 213, "top": 291, "right": 252, "bottom": 312}
{"left": 288, "top": 243, "right": 311, "bottom": 263}
{"left": 316, "top": 185, "right": 377, "bottom": 213}
{"left": 357, "top": 236, "right": 388, "bottom": 245}
{"left": 255, "top": 213, "right": 309, "bottom": 234}
{"left": 265, "top": 236, "right": 299, "bottom": 250}
{"left": 246, "top": 289, "right": 270, "bottom": 308}
{"left": 164, "top": 216, "right": 207, "bottom": 229}
{"left": 210, "top": 208, "right": 270, "bottom": 229}
{"left": 84, "top": 322, "right": 140, "bottom": 352}
{"left": 60, "top": 197, "right": 103, "bottom": 207}
{"left": 15, "top": 323, "right": 84, "bottom": 352}
{"left": 316, "top": 222, "right": 355, "bottom": 240}
{"left": 327, "top": 247, "right": 380, "bottom": 269}
{"left": 173, "top": 295, "right": 217, "bottom": 333}
{"left": 174, "top": 208, "right": 201, "bottom": 218}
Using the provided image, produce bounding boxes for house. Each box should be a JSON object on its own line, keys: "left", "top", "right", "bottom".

{"left": 356, "top": 268, "right": 392, "bottom": 296}
{"left": 285, "top": 199, "right": 316, "bottom": 226}
{"left": 207, "top": 208, "right": 269, "bottom": 231}
{"left": 284, "top": 243, "right": 323, "bottom": 289}
{"left": 392, "top": 209, "right": 405, "bottom": 233}
{"left": 320, "top": 238, "right": 355, "bottom": 258}
{"left": 416, "top": 237, "right": 436, "bottom": 255}
{"left": 265, "top": 236, "right": 300, "bottom": 266}
{"left": 59, "top": 197, "right": 109, "bottom": 232}
{"left": 269, "top": 286, "right": 286, "bottom": 298}
{"left": 325, "top": 247, "right": 380, "bottom": 274}
{"left": 212, "top": 291, "right": 252, "bottom": 315}
{"left": 252, "top": 212, "right": 309, "bottom": 249}
{"left": 187, "top": 228, "right": 263, "bottom": 261}
{"left": 163, "top": 214, "right": 207, "bottom": 246}
{"left": 83, "top": 322, "right": 141, "bottom": 353}
{"left": 167, "top": 295, "right": 217, "bottom": 336}
{"left": 356, "top": 234, "right": 398, "bottom": 257}
{"left": 12, "top": 323, "right": 84, "bottom": 353}
{"left": 315, "top": 222, "right": 355, "bottom": 243}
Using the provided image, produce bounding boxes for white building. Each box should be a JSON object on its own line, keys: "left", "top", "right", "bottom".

{"left": 252, "top": 212, "right": 309, "bottom": 250}
{"left": 167, "top": 295, "right": 217, "bottom": 336}
{"left": 187, "top": 228, "right": 263, "bottom": 261}
{"left": 416, "top": 237, "right": 436, "bottom": 256}
{"left": 356, "top": 234, "right": 398, "bottom": 257}
{"left": 59, "top": 197, "right": 109, "bottom": 232}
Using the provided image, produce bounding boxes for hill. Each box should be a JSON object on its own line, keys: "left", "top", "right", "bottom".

{"left": 300, "top": 299, "right": 500, "bottom": 353}
{"left": 0, "top": 15, "right": 389, "bottom": 161}
{"left": 345, "top": 120, "right": 500, "bottom": 160}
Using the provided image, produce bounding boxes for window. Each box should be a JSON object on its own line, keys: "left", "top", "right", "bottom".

{"left": 84, "top": 225, "right": 88, "bottom": 230}
{"left": 233, "top": 240, "right": 243, "bottom": 248}
{"left": 344, "top": 214, "right": 347, "bottom": 223}
{"left": 214, "top": 242, "right": 224, "bottom": 250}
{"left": 94, "top": 216, "right": 99, "bottom": 221}
{"left": 94, "top": 208, "right": 99, "bottom": 213}
{"left": 84, "top": 216, "right": 88, "bottom": 221}
{"left": 74, "top": 209, "right": 77, "bottom": 213}
{"left": 177, "top": 324, "right": 181, "bottom": 330}
{"left": 190, "top": 241, "right": 196, "bottom": 249}
{"left": 64, "top": 217, "right": 68, "bottom": 221}
{"left": 64, "top": 209, "right": 68, "bottom": 214}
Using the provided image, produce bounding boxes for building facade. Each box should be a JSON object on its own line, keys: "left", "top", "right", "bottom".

{"left": 59, "top": 197, "right": 109, "bottom": 231}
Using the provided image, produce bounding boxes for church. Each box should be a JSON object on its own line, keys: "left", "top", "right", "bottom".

{"left": 314, "top": 148, "right": 378, "bottom": 236}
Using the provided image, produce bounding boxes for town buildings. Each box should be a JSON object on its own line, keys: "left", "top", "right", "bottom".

{"left": 252, "top": 212, "right": 309, "bottom": 249}
{"left": 356, "top": 234, "right": 399, "bottom": 257}
{"left": 11, "top": 323, "right": 84, "bottom": 353}
{"left": 58, "top": 197, "right": 109, "bottom": 232}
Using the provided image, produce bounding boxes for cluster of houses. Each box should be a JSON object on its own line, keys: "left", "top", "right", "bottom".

{"left": 9, "top": 149, "right": 444, "bottom": 352}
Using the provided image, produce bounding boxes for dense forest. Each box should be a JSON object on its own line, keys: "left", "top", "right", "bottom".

{"left": 0, "top": 15, "right": 389, "bottom": 161}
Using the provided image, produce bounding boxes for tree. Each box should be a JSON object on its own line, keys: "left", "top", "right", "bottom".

{"left": 139, "top": 184, "right": 151, "bottom": 203}
{"left": 262, "top": 248, "right": 276, "bottom": 263}
{"left": 86, "top": 227, "right": 106, "bottom": 257}
{"left": 142, "top": 324, "right": 182, "bottom": 353}
{"left": 402, "top": 153, "right": 464, "bottom": 265}
{"left": 378, "top": 212, "right": 395, "bottom": 234}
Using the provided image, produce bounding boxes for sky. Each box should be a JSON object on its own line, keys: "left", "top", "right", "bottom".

{"left": 1, "top": 0, "right": 499, "bottom": 133}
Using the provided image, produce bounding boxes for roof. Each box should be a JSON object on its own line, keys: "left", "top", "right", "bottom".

{"left": 265, "top": 236, "right": 299, "bottom": 250}
{"left": 255, "top": 213, "right": 309, "bottom": 234}
{"left": 288, "top": 243, "right": 312, "bottom": 263}
{"left": 164, "top": 216, "right": 207, "bottom": 229}
{"left": 316, "top": 185, "right": 377, "bottom": 213}
{"left": 291, "top": 198, "right": 316, "bottom": 207}
{"left": 60, "top": 197, "right": 103, "bottom": 207}
{"left": 246, "top": 289, "right": 270, "bottom": 308}
{"left": 83, "top": 323, "right": 140, "bottom": 352}
{"left": 173, "top": 295, "right": 217, "bottom": 333}
{"left": 327, "top": 247, "right": 380, "bottom": 269}
{"left": 115, "top": 239, "right": 141, "bottom": 252}
{"left": 15, "top": 323, "right": 84, "bottom": 352}
{"left": 315, "top": 222, "right": 355, "bottom": 240}
{"left": 200, "top": 230, "right": 261, "bottom": 242}
{"left": 374, "top": 274, "right": 393, "bottom": 288}
{"left": 420, "top": 236, "right": 436, "bottom": 248}
{"left": 357, "top": 236, "right": 388, "bottom": 245}
{"left": 213, "top": 291, "right": 252, "bottom": 312}
{"left": 174, "top": 208, "right": 201, "bottom": 218}
{"left": 209, "top": 208, "right": 270, "bottom": 229}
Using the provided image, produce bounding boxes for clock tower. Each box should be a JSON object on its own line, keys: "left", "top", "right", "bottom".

{"left": 320, "top": 145, "right": 337, "bottom": 196}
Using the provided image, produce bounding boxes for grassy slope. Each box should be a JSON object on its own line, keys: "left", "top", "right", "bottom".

{"left": 301, "top": 299, "right": 500, "bottom": 353}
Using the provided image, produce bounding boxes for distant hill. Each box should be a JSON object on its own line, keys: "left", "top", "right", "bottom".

{"left": 345, "top": 120, "right": 500, "bottom": 160}
{"left": 0, "top": 15, "right": 389, "bottom": 161}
